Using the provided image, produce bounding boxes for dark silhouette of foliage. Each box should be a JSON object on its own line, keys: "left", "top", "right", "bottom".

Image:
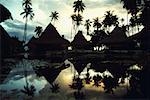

{"left": 69, "top": 77, "right": 84, "bottom": 90}
{"left": 21, "top": 85, "right": 36, "bottom": 97}
{"left": 50, "top": 11, "right": 59, "bottom": 24}
{"left": 102, "top": 11, "right": 119, "bottom": 32}
{"left": 93, "top": 17, "right": 102, "bottom": 31}
{"left": 73, "top": 0, "right": 85, "bottom": 14}
{"left": 121, "top": 0, "right": 150, "bottom": 27}
{"left": 20, "top": 0, "right": 34, "bottom": 42}
{"left": 34, "top": 26, "right": 43, "bottom": 37}
{"left": 85, "top": 72, "right": 92, "bottom": 84}
{"left": 71, "top": 14, "right": 83, "bottom": 28}
{"left": 93, "top": 74, "right": 102, "bottom": 87}
{"left": 50, "top": 83, "right": 60, "bottom": 93}
{"left": 84, "top": 19, "right": 92, "bottom": 35}
{"left": 0, "top": 4, "right": 13, "bottom": 23}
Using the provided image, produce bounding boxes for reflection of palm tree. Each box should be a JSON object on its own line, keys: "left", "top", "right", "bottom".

{"left": 50, "top": 11, "right": 59, "bottom": 24}
{"left": 84, "top": 19, "right": 92, "bottom": 35}
{"left": 20, "top": 0, "right": 34, "bottom": 94}
{"left": 34, "top": 26, "right": 43, "bottom": 37}
{"left": 93, "top": 17, "right": 102, "bottom": 31}
{"left": 50, "top": 83, "right": 60, "bottom": 93}
{"left": 0, "top": 4, "right": 13, "bottom": 23}
{"left": 73, "top": 0, "right": 85, "bottom": 15}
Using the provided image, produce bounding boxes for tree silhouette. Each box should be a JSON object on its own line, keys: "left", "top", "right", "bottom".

{"left": 93, "top": 17, "right": 102, "bottom": 31}
{"left": 84, "top": 19, "right": 92, "bottom": 35}
{"left": 34, "top": 26, "right": 43, "bottom": 37}
{"left": 20, "top": 0, "right": 34, "bottom": 42}
{"left": 102, "top": 11, "right": 118, "bottom": 33}
{"left": 71, "top": 14, "right": 83, "bottom": 32}
{"left": 20, "top": 0, "right": 34, "bottom": 95}
{"left": 0, "top": 4, "right": 13, "bottom": 23}
{"left": 50, "top": 11, "right": 59, "bottom": 24}
{"left": 73, "top": 0, "right": 85, "bottom": 15}
{"left": 121, "top": 0, "right": 150, "bottom": 27}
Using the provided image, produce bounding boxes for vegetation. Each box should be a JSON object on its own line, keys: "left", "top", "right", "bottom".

{"left": 50, "top": 83, "right": 60, "bottom": 93}
{"left": 34, "top": 26, "right": 43, "bottom": 37}
{"left": 21, "top": 84, "right": 36, "bottom": 97}
{"left": 20, "top": 0, "right": 34, "bottom": 42}
{"left": 50, "top": 11, "right": 59, "bottom": 24}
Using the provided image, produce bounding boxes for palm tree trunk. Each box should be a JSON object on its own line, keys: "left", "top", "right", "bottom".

{"left": 24, "top": 17, "right": 28, "bottom": 42}
{"left": 23, "top": 17, "right": 29, "bottom": 88}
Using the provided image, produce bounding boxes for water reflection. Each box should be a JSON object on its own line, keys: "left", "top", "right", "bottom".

{"left": 0, "top": 59, "right": 129, "bottom": 99}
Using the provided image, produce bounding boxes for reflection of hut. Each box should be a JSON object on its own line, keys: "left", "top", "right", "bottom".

{"left": 28, "top": 23, "right": 70, "bottom": 52}
{"left": 71, "top": 31, "right": 91, "bottom": 50}
{"left": 99, "top": 27, "right": 135, "bottom": 50}
{"left": 129, "top": 27, "right": 150, "bottom": 50}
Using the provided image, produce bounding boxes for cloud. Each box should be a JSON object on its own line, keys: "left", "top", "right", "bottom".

{"left": 0, "top": 0, "right": 128, "bottom": 41}
{"left": 1, "top": 19, "right": 35, "bottom": 41}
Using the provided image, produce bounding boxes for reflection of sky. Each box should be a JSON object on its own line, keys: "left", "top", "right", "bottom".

{"left": 0, "top": 59, "right": 128, "bottom": 99}
{"left": 0, "top": 0, "right": 129, "bottom": 41}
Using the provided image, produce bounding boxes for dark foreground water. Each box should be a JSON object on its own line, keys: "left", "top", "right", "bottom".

{"left": 0, "top": 59, "right": 128, "bottom": 100}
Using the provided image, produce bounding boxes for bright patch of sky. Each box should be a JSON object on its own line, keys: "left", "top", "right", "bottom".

{"left": 0, "top": 0, "right": 129, "bottom": 41}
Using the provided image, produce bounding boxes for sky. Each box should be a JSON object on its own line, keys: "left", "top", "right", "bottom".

{"left": 0, "top": 0, "right": 129, "bottom": 41}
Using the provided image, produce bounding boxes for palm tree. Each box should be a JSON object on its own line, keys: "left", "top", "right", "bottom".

{"left": 20, "top": 0, "right": 34, "bottom": 94}
{"left": 50, "top": 11, "right": 59, "bottom": 24}
{"left": 71, "top": 14, "right": 83, "bottom": 32}
{"left": 20, "top": 0, "right": 34, "bottom": 42}
{"left": 73, "top": 0, "right": 85, "bottom": 15}
{"left": 84, "top": 19, "right": 92, "bottom": 35}
{"left": 93, "top": 17, "right": 102, "bottom": 31}
{"left": 120, "top": 0, "right": 140, "bottom": 16}
{"left": 0, "top": 4, "right": 13, "bottom": 23}
{"left": 102, "top": 11, "right": 118, "bottom": 33}
{"left": 34, "top": 26, "right": 43, "bottom": 37}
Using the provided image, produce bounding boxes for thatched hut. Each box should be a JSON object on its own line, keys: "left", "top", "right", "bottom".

{"left": 71, "top": 31, "right": 91, "bottom": 50}
{"left": 99, "top": 27, "right": 135, "bottom": 50}
{"left": 28, "top": 23, "right": 70, "bottom": 52}
{"left": 129, "top": 27, "right": 150, "bottom": 50}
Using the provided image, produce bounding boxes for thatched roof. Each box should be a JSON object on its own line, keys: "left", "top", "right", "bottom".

{"left": 28, "top": 23, "right": 70, "bottom": 51}
{"left": 129, "top": 27, "right": 150, "bottom": 40}
{"left": 99, "top": 27, "right": 128, "bottom": 44}
{"left": 129, "top": 27, "right": 150, "bottom": 49}
{"left": 36, "top": 23, "right": 70, "bottom": 46}
{"left": 71, "top": 31, "right": 90, "bottom": 49}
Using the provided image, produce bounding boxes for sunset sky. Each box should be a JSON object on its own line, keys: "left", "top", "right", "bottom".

{"left": 0, "top": 0, "right": 129, "bottom": 41}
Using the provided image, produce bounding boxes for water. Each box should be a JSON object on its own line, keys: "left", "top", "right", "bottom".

{"left": 0, "top": 59, "right": 128, "bottom": 100}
